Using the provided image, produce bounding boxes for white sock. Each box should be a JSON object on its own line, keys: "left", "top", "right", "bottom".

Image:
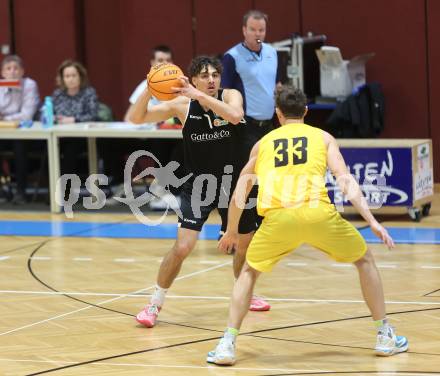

{"left": 150, "top": 284, "right": 167, "bottom": 307}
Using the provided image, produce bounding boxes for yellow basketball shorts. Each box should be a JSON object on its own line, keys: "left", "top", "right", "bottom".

{"left": 246, "top": 203, "right": 367, "bottom": 272}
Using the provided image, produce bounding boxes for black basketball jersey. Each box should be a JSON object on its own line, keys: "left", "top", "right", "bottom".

{"left": 182, "top": 89, "right": 240, "bottom": 177}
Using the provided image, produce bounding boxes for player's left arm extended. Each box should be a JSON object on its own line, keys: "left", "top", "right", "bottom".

{"left": 326, "top": 134, "right": 394, "bottom": 249}
{"left": 218, "top": 143, "right": 259, "bottom": 253}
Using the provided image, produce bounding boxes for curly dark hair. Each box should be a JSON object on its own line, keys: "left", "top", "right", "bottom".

{"left": 276, "top": 85, "right": 307, "bottom": 118}
{"left": 188, "top": 55, "right": 222, "bottom": 79}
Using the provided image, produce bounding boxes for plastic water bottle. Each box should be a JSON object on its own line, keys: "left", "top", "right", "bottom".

{"left": 42, "top": 96, "right": 54, "bottom": 128}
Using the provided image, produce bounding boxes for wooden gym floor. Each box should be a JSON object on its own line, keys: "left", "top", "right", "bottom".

{"left": 0, "top": 191, "right": 440, "bottom": 375}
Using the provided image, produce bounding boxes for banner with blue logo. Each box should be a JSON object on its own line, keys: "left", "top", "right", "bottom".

{"left": 326, "top": 148, "right": 413, "bottom": 207}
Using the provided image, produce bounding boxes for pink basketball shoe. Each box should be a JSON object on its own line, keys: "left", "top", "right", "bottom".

{"left": 249, "top": 296, "right": 271, "bottom": 311}
{"left": 135, "top": 304, "right": 161, "bottom": 327}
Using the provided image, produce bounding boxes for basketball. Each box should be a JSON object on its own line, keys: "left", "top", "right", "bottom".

{"left": 147, "top": 63, "right": 184, "bottom": 101}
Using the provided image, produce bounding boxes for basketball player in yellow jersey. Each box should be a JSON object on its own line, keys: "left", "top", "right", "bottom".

{"left": 207, "top": 86, "right": 408, "bottom": 366}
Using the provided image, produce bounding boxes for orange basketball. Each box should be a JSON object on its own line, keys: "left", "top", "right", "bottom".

{"left": 147, "top": 63, "right": 184, "bottom": 101}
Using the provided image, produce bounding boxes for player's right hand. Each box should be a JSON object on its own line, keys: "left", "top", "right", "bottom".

{"left": 171, "top": 76, "right": 199, "bottom": 100}
{"left": 370, "top": 221, "right": 395, "bottom": 249}
{"left": 218, "top": 231, "right": 239, "bottom": 254}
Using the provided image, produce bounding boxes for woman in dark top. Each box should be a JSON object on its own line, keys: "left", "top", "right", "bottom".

{"left": 53, "top": 60, "right": 99, "bottom": 192}
{"left": 53, "top": 60, "right": 98, "bottom": 123}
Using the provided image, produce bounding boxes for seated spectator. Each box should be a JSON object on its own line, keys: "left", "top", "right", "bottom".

{"left": 0, "top": 55, "right": 39, "bottom": 122}
{"left": 124, "top": 45, "right": 173, "bottom": 121}
{"left": 107, "top": 45, "right": 183, "bottom": 209}
{"left": 0, "top": 55, "right": 40, "bottom": 204}
{"left": 51, "top": 60, "right": 98, "bottom": 198}
{"left": 53, "top": 60, "right": 98, "bottom": 170}
{"left": 53, "top": 60, "right": 98, "bottom": 124}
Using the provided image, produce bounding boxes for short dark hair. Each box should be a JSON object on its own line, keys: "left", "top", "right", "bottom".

{"left": 243, "top": 10, "right": 268, "bottom": 27}
{"left": 188, "top": 55, "right": 222, "bottom": 79}
{"left": 56, "top": 60, "right": 89, "bottom": 90}
{"left": 276, "top": 85, "right": 307, "bottom": 118}
{"left": 151, "top": 45, "right": 173, "bottom": 60}
{"left": 1, "top": 54, "right": 24, "bottom": 69}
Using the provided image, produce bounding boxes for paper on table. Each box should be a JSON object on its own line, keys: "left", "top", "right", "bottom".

{"left": 86, "top": 122, "right": 157, "bottom": 130}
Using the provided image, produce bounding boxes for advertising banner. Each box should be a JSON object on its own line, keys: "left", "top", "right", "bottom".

{"left": 326, "top": 147, "right": 413, "bottom": 207}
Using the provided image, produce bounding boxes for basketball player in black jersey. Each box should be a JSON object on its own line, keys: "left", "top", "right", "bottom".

{"left": 129, "top": 56, "right": 270, "bottom": 328}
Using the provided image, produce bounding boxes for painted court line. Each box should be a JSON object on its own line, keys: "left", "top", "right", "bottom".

{"left": 0, "top": 290, "right": 439, "bottom": 306}
{"left": 113, "top": 258, "right": 135, "bottom": 263}
{"left": 0, "top": 261, "right": 231, "bottom": 337}
{"left": 331, "top": 263, "right": 353, "bottom": 268}
{"left": 30, "top": 256, "right": 52, "bottom": 260}
{"left": 262, "top": 298, "right": 440, "bottom": 305}
{"left": 4, "top": 253, "right": 437, "bottom": 271}
{"left": 73, "top": 257, "right": 93, "bottom": 261}
{"left": 1, "top": 255, "right": 421, "bottom": 267}
{"left": 0, "top": 358, "right": 329, "bottom": 373}
{"left": 0, "top": 358, "right": 438, "bottom": 375}
{"left": 376, "top": 264, "right": 397, "bottom": 269}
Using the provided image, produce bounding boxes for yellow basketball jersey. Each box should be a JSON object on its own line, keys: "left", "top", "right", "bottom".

{"left": 255, "top": 123, "right": 330, "bottom": 216}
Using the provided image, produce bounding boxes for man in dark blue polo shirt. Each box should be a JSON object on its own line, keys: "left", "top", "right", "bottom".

{"left": 221, "top": 9, "right": 278, "bottom": 158}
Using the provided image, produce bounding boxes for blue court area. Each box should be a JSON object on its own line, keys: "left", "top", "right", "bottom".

{"left": 358, "top": 227, "right": 440, "bottom": 244}
{"left": 0, "top": 220, "right": 217, "bottom": 240}
{"left": 0, "top": 220, "right": 439, "bottom": 244}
